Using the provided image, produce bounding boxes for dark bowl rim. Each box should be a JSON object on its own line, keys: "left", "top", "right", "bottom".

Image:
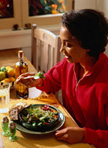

{"left": 18, "top": 104, "right": 60, "bottom": 131}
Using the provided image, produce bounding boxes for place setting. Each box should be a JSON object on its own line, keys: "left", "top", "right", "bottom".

{"left": 9, "top": 102, "right": 65, "bottom": 135}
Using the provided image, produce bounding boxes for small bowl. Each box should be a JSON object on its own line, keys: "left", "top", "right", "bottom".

{"left": 18, "top": 104, "right": 60, "bottom": 131}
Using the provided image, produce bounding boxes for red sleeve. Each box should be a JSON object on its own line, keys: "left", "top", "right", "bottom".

{"left": 83, "top": 104, "right": 108, "bottom": 148}
{"left": 36, "top": 59, "right": 65, "bottom": 93}
{"left": 83, "top": 128, "right": 108, "bottom": 148}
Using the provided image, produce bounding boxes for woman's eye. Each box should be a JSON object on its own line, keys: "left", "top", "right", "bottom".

{"left": 66, "top": 42, "right": 73, "bottom": 47}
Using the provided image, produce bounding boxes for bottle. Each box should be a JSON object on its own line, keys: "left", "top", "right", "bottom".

{"left": 15, "top": 50, "right": 28, "bottom": 98}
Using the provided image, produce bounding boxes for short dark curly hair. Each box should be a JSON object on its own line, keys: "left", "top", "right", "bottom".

{"left": 62, "top": 9, "right": 108, "bottom": 58}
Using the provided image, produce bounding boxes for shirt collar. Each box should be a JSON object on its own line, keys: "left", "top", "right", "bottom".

{"left": 74, "top": 53, "right": 107, "bottom": 78}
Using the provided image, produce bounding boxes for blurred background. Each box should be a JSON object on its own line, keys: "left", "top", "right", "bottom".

{"left": 0, "top": 0, "right": 108, "bottom": 59}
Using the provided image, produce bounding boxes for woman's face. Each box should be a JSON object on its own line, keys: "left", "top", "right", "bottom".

{"left": 60, "top": 25, "right": 89, "bottom": 63}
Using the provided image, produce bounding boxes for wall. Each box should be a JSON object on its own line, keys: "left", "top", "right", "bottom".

{"left": 74, "top": 0, "right": 108, "bottom": 56}
{"left": 101, "top": 0, "right": 108, "bottom": 17}
{"left": 102, "top": 0, "right": 108, "bottom": 56}
{"left": 0, "top": 25, "right": 60, "bottom": 61}
{"left": 0, "top": 0, "right": 108, "bottom": 59}
{"left": 74, "top": 0, "right": 97, "bottom": 10}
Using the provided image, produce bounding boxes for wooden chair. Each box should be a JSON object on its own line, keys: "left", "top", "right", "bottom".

{"left": 31, "top": 24, "right": 61, "bottom": 73}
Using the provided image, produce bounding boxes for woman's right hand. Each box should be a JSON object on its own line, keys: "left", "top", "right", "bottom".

{"left": 16, "top": 72, "right": 43, "bottom": 87}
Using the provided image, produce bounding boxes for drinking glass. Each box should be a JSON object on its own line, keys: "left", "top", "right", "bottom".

{"left": 0, "top": 82, "right": 10, "bottom": 113}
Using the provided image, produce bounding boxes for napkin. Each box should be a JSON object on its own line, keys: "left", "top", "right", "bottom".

{"left": 28, "top": 87, "right": 42, "bottom": 99}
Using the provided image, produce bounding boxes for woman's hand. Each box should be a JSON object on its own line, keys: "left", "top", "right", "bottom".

{"left": 16, "top": 72, "right": 43, "bottom": 87}
{"left": 55, "top": 127, "right": 85, "bottom": 144}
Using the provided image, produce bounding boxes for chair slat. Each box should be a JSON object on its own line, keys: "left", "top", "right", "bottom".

{"left": 50, "top": 46, "right": 54, "bottom": 68}
{"left": 31, "top": 24, "right": 61, "bottom": 73}
{"left": 38, "top": 39, "right": 41, "bottom": 71}
{"left": 31, "top": 24, "right": 61, "bottom": 99}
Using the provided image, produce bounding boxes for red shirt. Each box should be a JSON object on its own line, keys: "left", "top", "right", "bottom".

{"left": 37, "top": 53, "right": 108, "bottom": 148}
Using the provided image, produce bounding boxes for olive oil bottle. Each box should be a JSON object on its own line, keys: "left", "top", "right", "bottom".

{"left": 15, "top": 50, "right": 28, "bottom": 98}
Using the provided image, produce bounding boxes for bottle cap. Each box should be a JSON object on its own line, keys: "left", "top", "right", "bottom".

{"left": 18, "top": 50, "right": 24, "bottom": 58}
{"left": 2, "top": 116, "right": 9, "bottom": 123}
{"left": 9, "top": 121, "right": 16, "bottom": 129}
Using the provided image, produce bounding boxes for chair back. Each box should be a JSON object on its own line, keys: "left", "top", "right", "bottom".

{"left": 31, "top": 24, "right": 61, "bottom": 73}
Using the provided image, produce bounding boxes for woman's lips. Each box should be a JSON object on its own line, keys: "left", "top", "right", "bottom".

{"left": 65, "top": 55, "right": 71, "bottom": 59}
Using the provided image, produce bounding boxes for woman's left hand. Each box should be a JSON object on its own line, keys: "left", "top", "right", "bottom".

{"left": 55, "top": 127, "right": 85, "bottom": 144}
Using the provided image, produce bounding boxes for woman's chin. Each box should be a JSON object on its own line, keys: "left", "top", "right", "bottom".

{"left": 66, "top": 58, "right": 73, "bottom": 63}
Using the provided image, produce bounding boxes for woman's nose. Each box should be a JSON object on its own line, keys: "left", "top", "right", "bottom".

{"left": 60, "top": 44, "right": 65, "bottom": 53}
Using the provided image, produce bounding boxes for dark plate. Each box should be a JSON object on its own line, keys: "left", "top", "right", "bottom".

{"left": 15, "top": 107, "right": 65, "bottom": 134}
{"left": 18, "top": 104, "right": 61, "bottom": 132}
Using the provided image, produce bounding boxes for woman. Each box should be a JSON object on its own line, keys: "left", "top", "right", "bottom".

{"left": 16, "top": 9, "right": 108, "bottom": 148}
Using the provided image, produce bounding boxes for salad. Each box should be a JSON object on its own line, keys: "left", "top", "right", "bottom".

{"left": 34, "top": 71, "right": 45, "bottom": 79}
{"left": 19, "top": 104, "right": 59, "bottom": 131}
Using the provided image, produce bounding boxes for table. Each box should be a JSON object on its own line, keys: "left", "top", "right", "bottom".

{"left": 0, "top": 49, "right": 95, "bottom": 148}
{"left": 0, "top": 49, "right": 36, "bottom": 73}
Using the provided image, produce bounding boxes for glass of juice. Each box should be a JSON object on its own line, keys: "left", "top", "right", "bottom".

{"left": 0, "top": 82, "right": 10, "bottom": 113}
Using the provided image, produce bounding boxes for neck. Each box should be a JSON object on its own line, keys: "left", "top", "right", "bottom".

{"left": 78, "top": 56, "right": 97, "bottom": 80}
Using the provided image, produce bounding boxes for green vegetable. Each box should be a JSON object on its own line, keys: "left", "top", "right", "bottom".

{"left": 23, "top": 116, "right": 27, "bottom": 122}
{"left": 19, "top": 105, "right": 60, "bottom": 131}
{"left": 21, "top": 105, "right": 57, "bottom": 127}
{"left": 35, "top": 71, "right": 45, "bottom": 79}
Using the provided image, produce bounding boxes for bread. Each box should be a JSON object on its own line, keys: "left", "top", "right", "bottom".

{"left": 9, "top": 107, "right": 19, "bottom": 120}
{"left": 9, "top": 102, "right": 28, "bottom": 121}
